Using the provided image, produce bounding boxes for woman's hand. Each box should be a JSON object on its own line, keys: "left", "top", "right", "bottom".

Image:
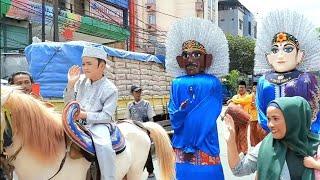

{"left": 304, "top": 156, "right": 320, "bottom": 169}
{"left": 224, "top": 114, "right": 236, "bottom": 143}
{"left": 224, "top": 113, "right": 241, "bottom": 169}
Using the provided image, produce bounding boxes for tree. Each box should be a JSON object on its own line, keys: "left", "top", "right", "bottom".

{"left": 223, "top": 70, "right": 240, "bottom": 95}
{"left": 226, "top": 34, "right": 256, "bottom": 75}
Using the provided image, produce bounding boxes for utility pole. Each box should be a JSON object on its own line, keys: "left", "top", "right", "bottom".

{"left": 42, "top": 0, "right": 45, "bottom": 42}
{"left": 202, "top": 0, "right": 204, "bottom": 19}
{"left": 53, "top": 0, "right": 59, "bottom": 41}
{"left": 28, "top": 21, "right": 32, "bottom": 44}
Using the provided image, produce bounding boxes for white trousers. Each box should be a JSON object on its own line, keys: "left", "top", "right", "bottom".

{"left": 89, "top": 124, "right": 116, "bottom": 180}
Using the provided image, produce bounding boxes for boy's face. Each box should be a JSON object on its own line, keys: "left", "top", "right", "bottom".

{"left": 82, "top": 57, "right": 105, "bottom": 80}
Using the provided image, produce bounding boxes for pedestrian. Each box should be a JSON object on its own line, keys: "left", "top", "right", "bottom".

{"left": 64, "top": 45, "right": 118, "bottom": 180}
{"left": 126, "top": 85, "right": 155, "bottom": 122}
{"left": 166, "top": 17, "right": 229, "bottom": 179}
{"left": 227, "top": 80, "right": 251, "bottom": 154}
{"left": 248, "top": 82, "right": 267, "bottom": 146}
{"left": 126, "top": 85, "right": 156, "bottom": 178}
{"left": 224, "top": 96, "right": 320, "bottom": 180}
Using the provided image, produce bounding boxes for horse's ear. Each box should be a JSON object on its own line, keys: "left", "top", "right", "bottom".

{"left": 1, "top": 86, "right": 13, "bottom": 107}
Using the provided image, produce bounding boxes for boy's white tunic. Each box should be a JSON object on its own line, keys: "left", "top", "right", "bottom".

{"left": 64, "top": 75, "right": 118, "bottom": 180}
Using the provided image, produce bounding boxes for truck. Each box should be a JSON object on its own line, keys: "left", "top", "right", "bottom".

{"left": 1, "top": 41, "right": 173, "bottom": 132}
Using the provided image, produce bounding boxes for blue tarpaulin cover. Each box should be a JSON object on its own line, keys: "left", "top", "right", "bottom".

{"left": 25, "top": 41, "right": 162, "bottom": 98}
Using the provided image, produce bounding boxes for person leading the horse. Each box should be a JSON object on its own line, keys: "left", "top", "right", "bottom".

{"left": 254, "top": 10, "right": 320, "bottom": 134}
{"left": 166, "top": 17, "right": 229, "bottom": 179}
{"left": 64, "top": 46, "right": 118, "bottom": 180}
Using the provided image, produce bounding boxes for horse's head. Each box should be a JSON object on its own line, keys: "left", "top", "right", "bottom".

{"left": 1, "top": 85, "right": 15, "bottom": 107}
{"left": 1, "top": 85, "right": 64, "bottom": 162}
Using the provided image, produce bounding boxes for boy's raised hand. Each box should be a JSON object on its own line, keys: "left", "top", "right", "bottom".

{"left": 68, "top": 65, "right": 81, "bottom": 87}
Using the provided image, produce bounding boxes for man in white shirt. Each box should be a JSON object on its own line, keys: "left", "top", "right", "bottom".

{"left": 126, "top": 85, "right": 155, "bottom": 178}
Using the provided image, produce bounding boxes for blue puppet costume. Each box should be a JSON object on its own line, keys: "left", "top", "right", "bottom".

{"left": 254, "top": 10, "right": 320, "bottom": 134}
{"left": 166, "top": 17, "right": 229, "bottom": 179}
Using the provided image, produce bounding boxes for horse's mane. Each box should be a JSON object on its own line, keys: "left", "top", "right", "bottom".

{"left": 3, "top": 87, "right": 64, "bottom": 162}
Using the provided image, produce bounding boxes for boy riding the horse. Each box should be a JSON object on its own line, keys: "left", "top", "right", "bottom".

{"left": 64, "top": 46, "right": 118, "bottom": 180}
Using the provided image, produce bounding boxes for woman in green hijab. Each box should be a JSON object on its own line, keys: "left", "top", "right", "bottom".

{"left": 224, "top": 96, "right": 320, "bottom": 180}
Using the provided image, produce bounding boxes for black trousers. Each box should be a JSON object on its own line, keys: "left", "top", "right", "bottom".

{"left": 0, "top": 168, "right": 6, "bottom": 180}
{"left": 145, "top": 149, "right": 154, "bottom": 174}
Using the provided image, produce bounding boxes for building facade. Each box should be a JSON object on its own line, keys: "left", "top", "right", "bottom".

{"left": 218, "top": 0, "right": 256, "bottom": 38}
{"left": 131, "top": 0, "right": 219, "bottom": 55}
{"left": 0, "top": 0, "right": 130, "bottom": 53}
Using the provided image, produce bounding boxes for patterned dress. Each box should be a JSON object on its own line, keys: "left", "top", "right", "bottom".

{"left": 256, "top": 70, "right": 320, "bottom": 133}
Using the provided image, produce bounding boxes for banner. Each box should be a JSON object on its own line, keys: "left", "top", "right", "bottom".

{"left": 89, "top": 0, "right": 123, "bottom": 26}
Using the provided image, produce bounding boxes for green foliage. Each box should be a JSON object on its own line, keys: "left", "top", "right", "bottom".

{"left": 223, "top": 70, "right": 240, "bottom": 95}
{"left": 226, "top": 34, "right": 256, "bottom": 75}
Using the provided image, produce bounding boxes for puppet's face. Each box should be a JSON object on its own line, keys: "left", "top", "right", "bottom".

{"left": 266, "top": 32, "right": 304, "bottom": 73}
{"left": 176, "top": 40, "right": 212, "bottom": 75}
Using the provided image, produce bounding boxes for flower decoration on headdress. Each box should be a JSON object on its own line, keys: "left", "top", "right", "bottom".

{"left": 182, "top": 40, "right": 207, "bottom": 54}
{"left": 276, "top": 32, "right": 287, "bottom": 42}
{"left": 272, "top": 32, "right": 299, "bottom": 48}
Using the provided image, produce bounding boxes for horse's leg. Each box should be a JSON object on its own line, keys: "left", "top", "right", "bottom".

{"left": 115, "top": 143, "right": 132, "bottom": 180}
{"left": 126, "top": 167, "right": 147, "bottom": 180}
{"left": 125, "top": 136, "right": 150, "bottom": 180}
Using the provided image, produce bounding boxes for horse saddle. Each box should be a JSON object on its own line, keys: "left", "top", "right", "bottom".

{"left": 62, "top": 101, "right": 126, "bottom": 158}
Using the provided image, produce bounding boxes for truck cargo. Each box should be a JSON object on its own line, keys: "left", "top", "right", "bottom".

{"left": 4, "top": 41, "right": 173, "bottom": 122}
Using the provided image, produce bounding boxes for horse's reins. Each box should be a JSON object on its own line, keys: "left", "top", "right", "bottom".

{"left": 48, "top": 139, "right": 68, "bottom": 180}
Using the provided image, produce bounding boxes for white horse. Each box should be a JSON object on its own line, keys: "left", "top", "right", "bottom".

{"left": 0, "top": 86, "right": 175, "bottom": 180}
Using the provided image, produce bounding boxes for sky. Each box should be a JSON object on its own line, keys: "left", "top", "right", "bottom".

{"left": 238, "top": 0, "right": 320, "bottom": 27}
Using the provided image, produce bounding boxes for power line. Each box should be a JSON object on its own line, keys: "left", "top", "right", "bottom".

{"left": 2, "top": 0, "right": 127, "bottom": 40}
{"left": 133, "top": 25, "right": 167, "bottom": 43}
{"left": 83, "top": 0, "right": 168, "bottom": 40}
{"left": 2, "top": 0, "right": 169, "bottom": 51}
{"left": 133, "top": 2, "right": 180, "bottom": 19}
